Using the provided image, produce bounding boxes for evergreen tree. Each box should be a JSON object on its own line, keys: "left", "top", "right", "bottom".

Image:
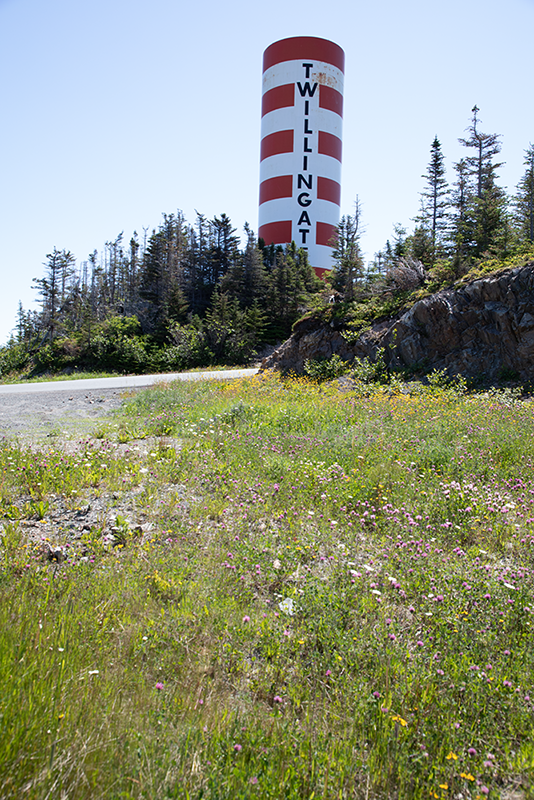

{"left": 182, "top": 213, "right": 211, "bottom": 315}
{"left": 105, "top": 233, "right": 124, "bottom": 307}
{"left": 515, "top": 144, "right": 534, "bottom": 245}
{"left": 449, "top": 158, "right": 471, "bottom": 267}
{"left": 332, "top": 201, "right": 364, "bottom": 300}
{"left": 417, "top": 136, "right": 449, "bottom": 265}
{"left": 222, "top": 223, "right": 267, "bottom": 307}
{"left": 380, "top": 224, "right": 408, "bottom": 276}
{"left": 458, "top": 106, "right": 507, "bottom": 259}
{"left": 139, "top": 228, "right": 168, "bottom": 324}
{"left": 258, "top": 239, "right": 277, "bottom": 270}
{"left": 127, "top": 233, "right": 140, "bottom": 310}
{"left": 408, "top": 219, "right": 434, "bottom": 266}
{"left": 208, "top": 214, "right": 240, "bottom": 287}
{"left": 203, "top": 290, "right": 254, "bottom": 363}
{"left": 243, "top": 299, "right": 268, "bottom": 341}
{"left": 32, "top": 248, "right": 75, "bottom": 340}
{"left": 139, "top": 213, "right": 188, "bottom": 333}
{"left": 264, "top": 243, "right": 319, "bottom": 340}
{"left": 241, "top": 223, "right": 267, "bottom": 306}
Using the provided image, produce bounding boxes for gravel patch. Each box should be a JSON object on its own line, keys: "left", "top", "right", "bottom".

{"left": 0, "top": 387, "right": 137, "bottom": 445}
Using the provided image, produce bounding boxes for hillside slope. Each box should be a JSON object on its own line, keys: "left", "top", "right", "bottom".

{"left": 262, "top": 262, "right": 534, "bottom": 381}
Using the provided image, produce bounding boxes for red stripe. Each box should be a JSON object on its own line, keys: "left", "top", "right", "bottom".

{"left": 314, "top": 266, "right": 332, "bottom": 278}
{"left": 259, "top": 175, "right": 292, "bottom": 205}
{"left": 318, "top": 131, "right": 342, "bottom": 162}
{"left": 260, "top": 129, "right": 294, "bottom": 161}
{"left": 262, "top": 83, "right": 294, "bottom": 116}
{"left": 259, "top": 220, "right": 292, "bottom": 245}
{"left": 316, "top": 221, "right": 338, "bottom": 247}
{"left": 263, "top": 37, "right": 345, "bottom": 73}
{"left": 317, "top": 177, "right": 341, "bottom": 205}
{"left": 319, "top": 85, "right": 343, "bottom": 117}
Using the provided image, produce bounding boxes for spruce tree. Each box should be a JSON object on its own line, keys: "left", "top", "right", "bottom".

{"left": 208, "top": 214, "right": 240, "bottom": 287}
{"left": 222, "top": 223, "right": 267, "bottom": 308}
{"left": 263, "top": 243, "right": 319, "bottom": 341}
{"left": 32, "top": 248, "right": 75, "bottom": 341}
{"left": 515, "top": 144, "right": 534, "bottom": 245}
{"left": 418, "top": 136, "right": 449, "bottom": 265}
{"left": 449, "top": 158, "right": 471, "bottom": 267}
{"left": 332, "top": 201, "right": 364, "bottom": 300}
{"left": 458, "top": 106, "right": 507, "bottom": 259}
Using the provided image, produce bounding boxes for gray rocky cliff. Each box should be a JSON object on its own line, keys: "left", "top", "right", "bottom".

{"left": 261, "top": 262, "right": 534, "bottom": 381}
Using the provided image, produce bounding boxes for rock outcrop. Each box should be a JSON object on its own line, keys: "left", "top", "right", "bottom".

{"left": 261, "top": 262, "right": 534, "bottom": 381}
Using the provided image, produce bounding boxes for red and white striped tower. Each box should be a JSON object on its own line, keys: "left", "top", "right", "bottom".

{"left": 258, "top": 36, "right": 344, "bottom": 277}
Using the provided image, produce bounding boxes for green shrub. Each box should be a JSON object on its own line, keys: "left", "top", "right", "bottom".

{"left": 0, "top": 342, "right": 31, "bottom": 374}
{"left": 350, "top": 348, "right": 391, "bottom": 384}
{"left": 303, "top": 353, "right": 350, "bottom": 381}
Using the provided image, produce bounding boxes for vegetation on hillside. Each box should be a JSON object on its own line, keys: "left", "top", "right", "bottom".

{"left": 1, "top": 106, "right": 533, "bottom": 379}
{"left": 1, "top": 373, "right": 534, "bottom": 798}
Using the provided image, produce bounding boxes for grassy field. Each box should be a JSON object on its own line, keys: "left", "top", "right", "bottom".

{"left": 1, "top": 373, "right": 533, "bottom": 799}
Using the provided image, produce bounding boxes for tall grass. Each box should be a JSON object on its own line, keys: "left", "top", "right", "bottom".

{"left": 1, "top": 374, "right": 533, "bottom": 798}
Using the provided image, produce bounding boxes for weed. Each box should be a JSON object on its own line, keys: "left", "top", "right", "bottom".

{"left": 1, "top": 373, "right": 534, "bottom": 798}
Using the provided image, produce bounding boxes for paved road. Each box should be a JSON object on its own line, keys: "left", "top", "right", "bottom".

{"left": 0, "top": 368, "right": 259, "bottom": 395}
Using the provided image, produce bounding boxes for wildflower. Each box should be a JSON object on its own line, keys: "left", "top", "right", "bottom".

{"left": 234, "top": 744, "right": 242, "bottom": 752}
{"left": 467, "top": 747, "right": 477, "bottom": 756}
{"left": 325, "top": 669, "right": 332, "bottom": 677}
{"left": 446, "top": 752, "right": 458, "bottom": 760}
{"left": 250, "top": 776, "right": 258, "bottom": 784}
{"left": 279, "top": 598, "right": 295, "bottom": 615}
{"left": 480, "top": 787, "right": 489, "bottom": 796}
{"left": 242, "top": 615, "right": 250, "bottom": 623}
{"left": 155, "top": 682, "right": 164, "bottom": 691}
{"left": 273, "top": 695, "right": 282, "bottom": 703}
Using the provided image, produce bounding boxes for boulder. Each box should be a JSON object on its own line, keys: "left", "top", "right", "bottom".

{"left": 261, "top": 262, "right": 534, "bottom": 381}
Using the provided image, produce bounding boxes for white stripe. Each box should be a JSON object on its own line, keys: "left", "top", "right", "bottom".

{"left": 261, "top": 107, "right": 343, "bottom": 138}
{"left": 262, "top": 60, "right": 344, "bottom": 94}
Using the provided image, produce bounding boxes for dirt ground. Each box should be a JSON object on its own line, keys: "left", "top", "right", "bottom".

{"left": 0, "top": 386, "right": 185, "bottom": 554}
{"left": 0, "top": 387, "right": 134, "bottom": 445}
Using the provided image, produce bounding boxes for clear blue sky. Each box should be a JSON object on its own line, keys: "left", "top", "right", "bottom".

{"left": 1, "top": 0, "right": 533, "bottom": 344}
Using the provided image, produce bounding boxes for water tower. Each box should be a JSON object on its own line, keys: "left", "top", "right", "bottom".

{"left": 258, "top": 36, "right": 345, "bottom": 276}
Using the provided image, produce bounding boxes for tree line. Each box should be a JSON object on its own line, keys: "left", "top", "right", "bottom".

{"left": 3, "top": 106, "right": 534, "bottom": 376}
{"left": 334, "top": 107, "right": 534, "bottom": 296}
{"left": 6, "top": 214, "right": 321, "bottom": 374}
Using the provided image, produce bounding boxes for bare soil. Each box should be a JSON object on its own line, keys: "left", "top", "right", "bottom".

{"left": 0, "top": 386, "right": 188, "bottom": 558}
{"left": 0, "top": 387, "right": 134, "bottom": 445}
